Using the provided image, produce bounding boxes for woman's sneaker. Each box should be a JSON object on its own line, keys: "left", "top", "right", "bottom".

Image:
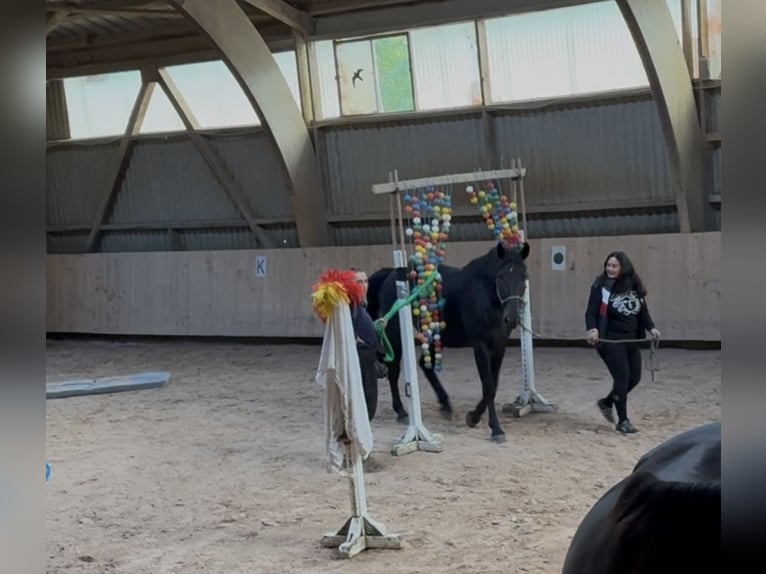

{"left": 616, "top": 420, "right": 638, "bottom": 434}
{"left": 596, "top": 398, "right": 615, "bottom": 423}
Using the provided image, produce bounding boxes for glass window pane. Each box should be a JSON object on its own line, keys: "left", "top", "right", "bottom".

{"left": 409, "top": 21, "right": 482, "bottom": 110}
{"left": 485, "top": 11, "right": 572, "bottom": 102}
{"left": 335, "top": 39, "right": 378, "bottom": 115}
{"left": 139, "top": 86, "right": 186, "bottom": 134}
{"left": 273, "top": 50, "right": 303, "bottom": 112}
{"left": 312, "top": 39, "right": 341, "bottom": 119}
{"left": 164, "top": 60, "right": 261, "bottom": 128}
{"left": 63, "top": 71, "right": 141, "bottom": 139}
{"left": 569, "top": 1, "right": 648, "bottom": 93}
{"left": 372, "top": 35, "right": 415, "bottom": 113}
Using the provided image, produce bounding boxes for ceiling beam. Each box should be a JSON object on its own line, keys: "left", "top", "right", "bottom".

{"left": 616, "top": 0, "right": 713, "bottom": 232}
{"left": 171, "top": 0, "right": 331, "bottom": 247}
{"left": 311, "top": 0, "right": 600, "bottom": 39}
{"left": 240, "top": 0, "right": 313, "bottom": 33}
{"left": 46, "top": 10, "right": 71, "bottom": 33}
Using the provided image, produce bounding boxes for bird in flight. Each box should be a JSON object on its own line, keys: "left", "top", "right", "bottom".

{"left": 352, "top": 68, "right": 364, "bottom": 87}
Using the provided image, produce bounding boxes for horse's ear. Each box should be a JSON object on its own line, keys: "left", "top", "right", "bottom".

{"left": 495, "top": 241, "right": 506, "bottom": 259}
{"left": 520, "top": 241, "right": 530, "bottom": 260}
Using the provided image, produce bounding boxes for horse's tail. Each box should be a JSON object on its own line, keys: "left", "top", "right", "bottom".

{"left": 366, "top": 267, "right": 394, "bottom": 320}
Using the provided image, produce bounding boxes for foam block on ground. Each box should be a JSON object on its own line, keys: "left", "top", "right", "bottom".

{"left": 46, "top": 371, "right": 171, "bottom": 399}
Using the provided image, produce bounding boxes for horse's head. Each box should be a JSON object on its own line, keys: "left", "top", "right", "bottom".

{"left": 489, "top": 240, "right": 530, "bottom": 323}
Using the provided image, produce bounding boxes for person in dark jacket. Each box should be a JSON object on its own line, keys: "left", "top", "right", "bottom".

{"left": 584, "top": 251, "right": 660, "bottom": 435}
{"left": 349, "top": 268, "right": 384, "bottom": 422}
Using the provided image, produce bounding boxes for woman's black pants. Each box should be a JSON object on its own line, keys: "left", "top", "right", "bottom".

{"left": 357, "top": 345, "right": 379, "bottom": 421}
{"left": 596, "top": 341, "right": 642, "bottom": 423}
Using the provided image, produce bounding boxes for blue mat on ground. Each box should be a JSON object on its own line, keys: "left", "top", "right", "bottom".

{"left": 46, "top": 371, "right": 171, "bottom": 399}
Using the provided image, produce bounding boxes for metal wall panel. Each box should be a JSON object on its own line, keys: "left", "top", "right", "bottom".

{"left": 46, "top": 80, "right": 70, "bottom": 141}
{"left": 47, "top": 142, "right": 121, "bottom": 226}
{"left": 179, "top": 226, "right": 299, "bottom": 251}
{"left": 708, "top": 89, "right": 721, "bottom": 132}
{"left": 494, "top": 97, "right": 673, "bottom": 206}
{"left": 48, "top": 92, "right": 693, "bottom": 253}
{"left": 331, "top": 209, "right": 678, "bottom": 245}
{"left": 320, "top": 115, "right": 484, "bottom": 215}
{"left": 711, "top": 147, "right": 720, "bottom": 197}
{"left": 47, "top": 234, "right": 88, "bottom": 254}
{"left": 207, "top": 133, "right": 293, "bottom": 219}
{"left": 99, "top": 231, "right": 174, "bottom": 253}
{"left": 109, "top": 139, "right": 243, "bottom": 224}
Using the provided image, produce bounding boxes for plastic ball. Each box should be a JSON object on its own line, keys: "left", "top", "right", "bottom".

{"left": 405, "top": 227, "right": 414, "bottom": 236}
{"left": 470, "top": 197, "right": 478, "bottom": 204}
{"left": 466, "top": 185, "right": 474, "bottom": 193}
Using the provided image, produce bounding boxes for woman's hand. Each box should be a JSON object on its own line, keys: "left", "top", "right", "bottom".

{"left": 586, "top": 329, "right": 599, "bottom": 345}
{"left": 649, "top": 328, "right": 661, "bottom": 340}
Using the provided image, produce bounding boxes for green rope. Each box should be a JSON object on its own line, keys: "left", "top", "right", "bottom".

{"left": 374, "top": 270, "right": 439, "bottom": 363}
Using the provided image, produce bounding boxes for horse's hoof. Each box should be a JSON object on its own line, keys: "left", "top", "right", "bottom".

{"left": 491, "top": 433, "right": 507, "bottom": 444}
{"left": 440, "top": 405, "right": 453, "bottom": 420}
{"left": 465, "top": 411, "right": 479, "bottom": 428}
{"left": 397, "top": 413, "right": 409, "bottom": 425}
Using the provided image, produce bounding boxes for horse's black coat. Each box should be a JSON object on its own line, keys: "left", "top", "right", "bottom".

{"left": 366, "top": 241, "right": 530, "bottom": 441}
{"left": 561, "top": 421, "right": 721, "bottom": 574}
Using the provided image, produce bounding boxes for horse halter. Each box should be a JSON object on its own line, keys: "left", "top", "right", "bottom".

{"left": 495, "top": 276, "right": 524, "bottom": 305}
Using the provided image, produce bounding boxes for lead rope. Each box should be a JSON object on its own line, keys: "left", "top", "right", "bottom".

{"left": 515, "top": 321, "right": 661, "bottom": 382}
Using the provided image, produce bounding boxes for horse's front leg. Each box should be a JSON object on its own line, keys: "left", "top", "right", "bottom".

{"left": 466, "top": 343, "right": 502, "bottom": 439}
{"left": 486, "top": 343, "right": 508, "bottom": 442}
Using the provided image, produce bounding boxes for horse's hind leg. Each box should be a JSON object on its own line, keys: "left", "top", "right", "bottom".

{"left": 387, "top": 350, "right": 408, "bottom": 425}
{"left": 418, "top": 353, "right": 453, "bottom": 419}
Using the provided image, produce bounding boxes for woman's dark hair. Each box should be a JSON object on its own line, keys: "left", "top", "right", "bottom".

{"left": 596, "top": 251, "right": 647, "bottom": 296}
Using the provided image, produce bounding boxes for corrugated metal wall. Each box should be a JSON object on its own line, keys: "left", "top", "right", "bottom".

{"left": 47, "top": 91, "right": 720, "bottom": 253}
{"left": 493, "top": 97, "right": 672, "bottom": 205}
{"left": 46, "top": 80, "right": 71, "bottom": 141}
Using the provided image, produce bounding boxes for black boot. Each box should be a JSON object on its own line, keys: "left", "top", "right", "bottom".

{"left": 615, "top": 419, "right": 638, "bottom": 435}
{"left": 596, "top": 398, "right": 615, "bottom": 423}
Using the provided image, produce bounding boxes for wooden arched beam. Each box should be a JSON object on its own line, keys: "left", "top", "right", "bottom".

{"left": 171, "top": 0, "right": 330, "bottom": 247}
{"left": 616, "top": 0, "right": 713, "bottom": 233}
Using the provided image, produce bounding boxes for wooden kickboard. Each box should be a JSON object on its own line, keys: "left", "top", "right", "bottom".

{"left": 46, "top": 371, "right": 171, "bottom": 399}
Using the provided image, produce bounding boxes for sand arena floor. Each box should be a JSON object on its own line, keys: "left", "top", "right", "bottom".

{"left": 46, "top": 338, "right": 720, "bottom": 574}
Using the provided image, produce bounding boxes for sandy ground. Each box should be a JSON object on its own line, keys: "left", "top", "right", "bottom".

{"left": 46, "top": 338, "right": 720, "bottom": 574}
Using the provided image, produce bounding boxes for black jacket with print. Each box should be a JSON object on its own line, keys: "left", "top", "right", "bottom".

{"left": 584, "top": 278, "right": 656, "bottom": 340}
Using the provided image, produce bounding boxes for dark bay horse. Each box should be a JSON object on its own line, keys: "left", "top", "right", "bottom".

{"left": 366, "top": 241, "right": 530, "bottom": 442}
{"left": 561, "top": 421, "right": 721, "bottom": 574}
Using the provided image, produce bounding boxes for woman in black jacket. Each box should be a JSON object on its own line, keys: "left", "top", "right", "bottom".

{"left": 584, "top": 251, "right": 660, "bottom": 434}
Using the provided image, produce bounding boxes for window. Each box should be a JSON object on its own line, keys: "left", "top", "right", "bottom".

{"left": 63, "top": 51, "right": 303, "bottom": 140}
{"left": 164, "top": 60, "right": 261, "bottom": 129}
{"left": 409, "top": 22, "right": 482, "bottom": 110}
{"left": 334, "top": 34, "right": 414, "bottom": 116}
{"left": 140, "top": 86, "right": 186, "bottom": 134}
{"left": 485, "top": 1, "right": 649, "bottom": 104}
{"left": 63, "top": 71, "right": 142, "bottom": 139}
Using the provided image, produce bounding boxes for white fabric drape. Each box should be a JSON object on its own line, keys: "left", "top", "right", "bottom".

{"left": 315, "top": 300, "right": 374, "bottom": 473}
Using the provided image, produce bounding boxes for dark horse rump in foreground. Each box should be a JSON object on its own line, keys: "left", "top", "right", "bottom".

{"left": 561, "top": 421, "right": 721, "bottom": 574}
{"left": 366, "top": 241, "right": 530, "bottom": 442}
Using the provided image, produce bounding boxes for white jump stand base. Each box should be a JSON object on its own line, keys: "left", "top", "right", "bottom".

{"left": 503, "top": 390, "right": 558, "bottom": 418}
{"left": 321, "top": 516, "right": 404, "bottom": 559}
{"left": 391, "top": 423, "right": 444, "bottom": 456}
{"left": 320, "top": 446, "right": 404, "bottom": 559}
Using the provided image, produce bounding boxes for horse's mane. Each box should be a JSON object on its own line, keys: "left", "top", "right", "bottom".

{"left": 607, "top": 470, "right": 721, "bottom": 574}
